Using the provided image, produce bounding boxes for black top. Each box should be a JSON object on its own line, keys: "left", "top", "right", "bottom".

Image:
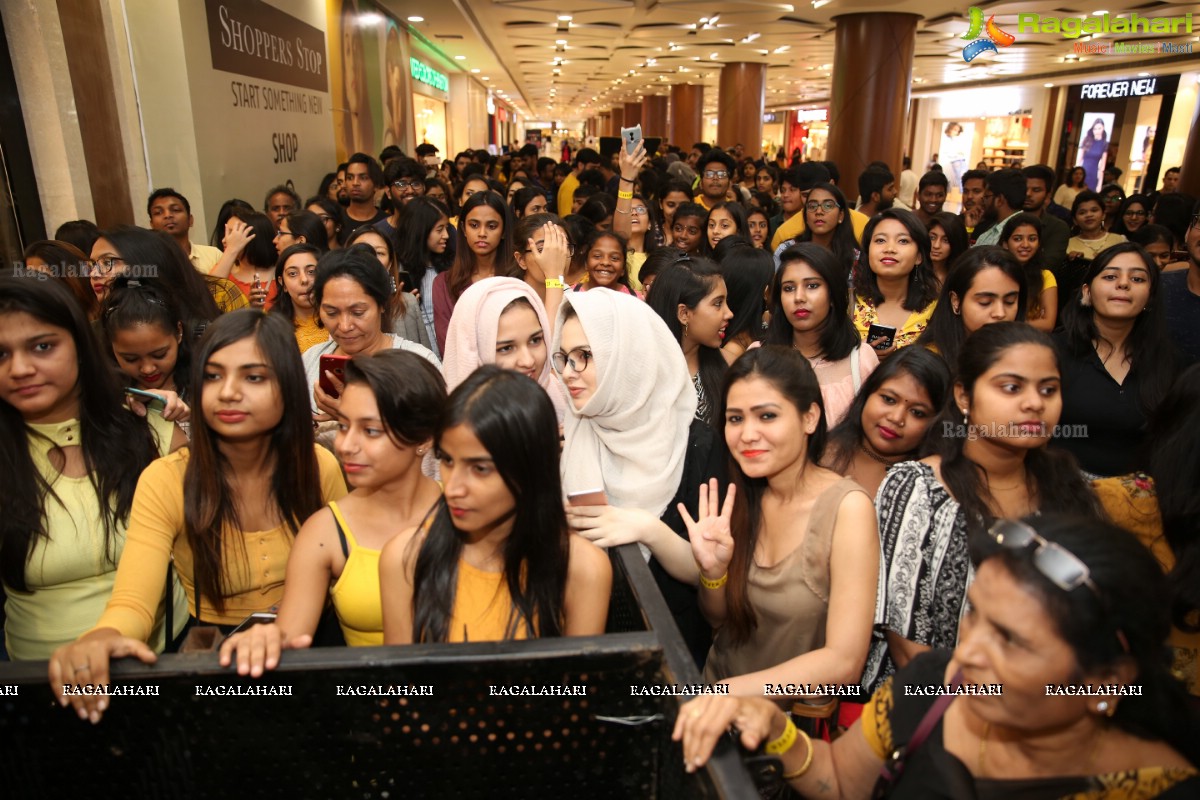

{"left": 652, "top": 418, "right": 727, "bottom": 669}
{"left": 877, "top": 651, "right": 1200, "bottom": 799}
{"left": 1051, "top": 331, "right": 1148, "bottom": 477}
{"left": 339, "top": 207, "right": 390, "bottom": 245}
{"left": 1160, "top": 268, "right": 1200, "bottom": 366}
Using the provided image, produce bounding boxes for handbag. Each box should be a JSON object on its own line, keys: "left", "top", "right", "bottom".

{"left": 870, "top": 670, "right": 962, "bottom": 799}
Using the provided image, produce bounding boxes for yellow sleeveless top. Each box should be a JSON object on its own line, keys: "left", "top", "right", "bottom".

{"left": 327, "top": 502, "right": 384, "bottom": 647}
{"left": 447, "top": 560, "right": 532, "bottom": 643}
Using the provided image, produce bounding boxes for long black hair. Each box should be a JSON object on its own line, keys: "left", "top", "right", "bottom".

{"left": 1059, "top": 242, "right": 1175, "bottom": 416}
{"left": 927, "top": 211, "right": 969, "bottom": 275}
{"left": 721, "top": 347, "right": 826, "bottom": 644}
{"left": 852, "top": 208, "right": 938, "bottom": 311}
{"left": 101, "top": 276, "right": 193, "bottom": 396}
{"left": 717, "top": 244, "right": 773, "bottom": 350}
{"left": 343, "top": 349, "right": 446, "bottom": 448}
{"left": 825, "top": 346, "right": 950, "bottom": 474}
{"left": 411, "top": 366, "right": 569, "bottom": 642}
{"left": 916, "top": 246, "right": 1028, "bottom": 370}
{"left": 925, "top": 322, "right": 1100, "bottom": 530}
{"left": 101, "top": 226, "right": 220, "bottom": 336}
{"left": 1109, "top": 194, "right": 1151, "bottom": 237}
{"left": 764, "top": 243, "right": 860, "bottom": 361}
{"left": 977, "top": 513, "right": 1197, "bottom": 763}
{"left": 797, "top": 182, "right": 858, "bottom": 279}
{"left": 0, "top": 277, "right": 159, "bottom": 591}
{"left": 448, "top": 191, "right": 518, "bottom": 300}
{"left": 645, "top": 257, "right": 728, "bottom": 423}
{"left": 283, "top": 210, "right": 329, "bottom": 252}
{"left": 395, "top": 197, "right": 452, "bottom": 290}
{"left": 184, "top": 311, "right": 322, "bottom": 613}
{"left": 271, "top": 243, "right": 322, "bottom": 325}
{"left": 702, "top": 202, "right": 748, "bottom": 257}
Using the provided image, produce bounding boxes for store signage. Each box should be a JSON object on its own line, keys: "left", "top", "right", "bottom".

{"left": 410, "top": 58, "right": 448, "bottom": 92}
{"left": 204, "top": 0, "right": 328, "bottom": 92}
{"left": 795, "top": 109, "right": 828, "bottom": 122}
{"left": 1080, "top": 78, "right": 1158, "bottom": 99}
{"left": 763, "top": 112, "right": 779, "bottom": 123}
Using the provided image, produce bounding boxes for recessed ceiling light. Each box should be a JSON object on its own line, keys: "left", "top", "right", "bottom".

{"left": 482, "top": 76, "right": 490, "bottom": 81}
{"left": 1044, "top": 82, "right": 1054, "bottom": 87}
{"left": 556, "top": 39, "right": 567, "bottom": 45}
{"left": 471, "top": 68, "right": 481, "bottom": 73}
{"left": 406, "top": 16, "right": 424, "bottom": 22}
{"left": 558, "top": 14, "right": 573, "bottom": 21}
{"left": 710, "top": 52, "right": 719, "bottom": 59}
{"left": 455, "top": 55, "right": 466, "bottom": 60}
{"left": 1137, "top": 71, "right": 1150, "bottom": 76}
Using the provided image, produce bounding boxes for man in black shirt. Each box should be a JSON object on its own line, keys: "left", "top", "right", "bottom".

{"left": 339, "top": 152, "right": 389, "bottom": 244}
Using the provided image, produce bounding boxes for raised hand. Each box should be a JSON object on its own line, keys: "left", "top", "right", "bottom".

{"left": 678, "top": 478, "right": 735, "bottom": 579}
{"left": 618, "top": 139, "right": 648, "bottom": 182}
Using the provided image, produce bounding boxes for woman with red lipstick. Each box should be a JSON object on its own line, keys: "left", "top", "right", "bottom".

{"left": 761, "top": 244, "right": 878, "bottom": 426}
{"left": 689, "top": 347, "right": 880, "bottom": 703}
{"left": 0, "top": 278, "right": 181, "bottom": 661}
{"left": 220, "top": 351, "right": 445, "bottom": 674}
{"left": 646, "top": 259, "right": 734, "bottom": 424}
{"left": 999, "top": 213, "right": 1057, "bottom": 332}
{"left": 674, "top": 514, "right": 1200, "bottom": 796}
{"left": 50, "top": 311, "right": 348, "bottom": 722}
{"left": 864, "top": 323, "right": 1100, "bottom": 694}
{"left": 1052, "top": 243, "right": 1176, "bottom": 478}
{"left": 823, "top": 347, "right": 950, "bottom": 498}
{"left": 916, "top": 247, "right": 1027, "bottom": 370}
{"left": 794, "top": 182, "right": 859, "bottom": 280}
{"left": 851, "top": 209, "right": 939, "bottom": 359}
{"left": 379, "top": 366, "right": 611, "bottom": 644}
{"left": 431, "top": 192, "right": 520, "bottom": 356}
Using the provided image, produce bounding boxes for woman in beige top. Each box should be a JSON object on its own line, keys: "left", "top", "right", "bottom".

{"left": 682, "top": 346, "right": 879, "bottom": 696}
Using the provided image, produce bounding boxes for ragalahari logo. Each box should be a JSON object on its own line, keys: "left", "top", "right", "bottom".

{"left": 961, "top": 7, "right": 1016, "bottom": 62}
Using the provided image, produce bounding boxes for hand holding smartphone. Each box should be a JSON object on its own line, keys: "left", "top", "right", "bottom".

{"left": 866, "top": 323, "right": 897, "bottom": 350}
{"left": 619, "top": 124, "right": 642, "bottom": 155}
{"left": 318, "top": 354, "right": 351, "bottom": 398}
{"left": 568, "top": 488, "right": 608, "bottom": 507}
{"left": 124, "top": 387, "right": 167, "bottom": 413}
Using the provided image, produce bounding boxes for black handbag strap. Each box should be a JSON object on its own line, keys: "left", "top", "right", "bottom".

{"left": 874, "top": 669, "right": 963, "bottom": 794}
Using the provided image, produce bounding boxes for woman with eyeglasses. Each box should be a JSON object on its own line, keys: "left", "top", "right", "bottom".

{"left": 785, "top": 182, "right": 859, "bottom": 281}
{"left": 553, "top": 289, "right": 725, "bottom": 667}
{"left": 673, "top": 512, "right": 1199, "bottom": 796}
{"left": 1051, "top": 242, "right": 1176, "bottom": 478}
{"left": 864, "top": 322, "right": 1100, "bottom": 694}
{"left": 1111, "top": 194, "right": 1152, "bottom": 237}
{"left": 273, "top": 210, "right": 328, "bottom": 256}
{"left": 305, "top": 196, "right": 343, "bottom": 251}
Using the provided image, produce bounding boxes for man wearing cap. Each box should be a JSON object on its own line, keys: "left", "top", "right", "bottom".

{"left": 769, "top": 163, "right": 871, "bottom": 250}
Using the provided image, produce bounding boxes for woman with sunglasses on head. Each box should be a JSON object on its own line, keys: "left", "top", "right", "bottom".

{"left": 761, "top": 244, "right": 878, "bottom": 426}
{"left": 674, "top": 513, "right": 1199, "bottom": 797}
{"left": 0, "top": 278, "right": 183, "bottom": 661}
{"left": 554, "top": 290, "right": 725, "bottom": 666}
{"left": 682, "top": 347, "right": 880, "bottom": 702}
{"left": 380, "top": 366, "right": 612, "bottom": 644}
{"left": 822, "top": 347, "right": 950, "bottom": 498}
{"left": 864, "top": 322, "right": 1100, "bottom": 694}
{"left": 1052, "top": 242, "right": 1176, "bottom": 478}
{"left": 49, "top": 312, "right": 348, "bottom": 721}
{"left": 220, "top": 351, "right": 445, "bottom": 674}
{"left": 851, "top": 209, "right": 939, "bottom": 361}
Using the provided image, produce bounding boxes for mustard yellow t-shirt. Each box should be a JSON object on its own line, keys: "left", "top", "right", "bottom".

{"left": 772, "top": 207, "right": 870, "bottom": 251}
{"left": 294, "top": 314, "right": 330, "bottom": 353}
{"left": 447, "top": 560, "right": 533, "bottom": 643}
{"left": 91, "top": 445, "right": 347, "bottom": 640}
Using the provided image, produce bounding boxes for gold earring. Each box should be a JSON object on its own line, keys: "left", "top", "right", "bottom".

{"left": 682, "top": 321, "right": 689, "bottom": 339}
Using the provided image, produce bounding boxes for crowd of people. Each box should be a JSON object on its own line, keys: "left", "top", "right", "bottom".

{"left": 3, "top": 134, "right": 1198, "bottom": 796}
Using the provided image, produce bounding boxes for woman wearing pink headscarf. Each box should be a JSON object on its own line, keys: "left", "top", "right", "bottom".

{"left": 442, "top": 276, "right": 566, "bottom": 422}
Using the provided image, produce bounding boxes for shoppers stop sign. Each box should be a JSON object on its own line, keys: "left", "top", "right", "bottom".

{"left": 1080, "top": 78, "right": 1158, "bottom": 99}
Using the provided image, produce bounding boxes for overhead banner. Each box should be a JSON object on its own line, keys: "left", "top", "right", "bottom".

{"left": 205, "top": 0, "right": 329, "bottom": 92}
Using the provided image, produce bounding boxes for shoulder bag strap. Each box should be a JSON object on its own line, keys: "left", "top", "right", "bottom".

{"left": 851, "top": 344, "right": 862, "bottom": 394}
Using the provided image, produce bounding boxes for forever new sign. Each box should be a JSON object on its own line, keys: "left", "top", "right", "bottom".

{"left": 1080, "top": 78, "right": 1159, "bottom": 100}
{"left": 411, "top": 58, "right": 449, "bottom": 92}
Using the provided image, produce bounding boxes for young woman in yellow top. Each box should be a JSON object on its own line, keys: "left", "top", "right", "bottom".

{"left": 49, "top": 311, "right": 347, "bottom": 723}
{"left": 219, "top": 350, "right": 445, "bottom": 675}
{"left": 0, "top": 278, "right": 185, "bottom": 661}
{"left": 272, "top": 243, "right": 329, "bottom": 353}
{"left": 380, "top": 365, "right": 612, "bottom": 644}
{"left": 851, "top": 209, "right": 939, "bottom": 360}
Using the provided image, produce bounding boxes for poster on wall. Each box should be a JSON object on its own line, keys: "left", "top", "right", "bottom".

{"left": 1075, "top": 112, "right": 1115, "bottom": 191}
{"left": 329, "top": 0, "right": 398, "bottom": 161}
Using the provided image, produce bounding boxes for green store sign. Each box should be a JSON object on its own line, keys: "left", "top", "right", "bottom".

{"left": 411, "top": 58, "right": 448, "bottom": 92}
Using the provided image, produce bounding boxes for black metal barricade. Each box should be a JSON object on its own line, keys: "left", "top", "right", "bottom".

{"left": 0, "top": 545, "right": 758, "bottom": 799}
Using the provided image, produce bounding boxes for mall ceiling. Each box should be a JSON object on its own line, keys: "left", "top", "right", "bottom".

{"left": 384, "top": 0, "right": 1200, "bottom": 121}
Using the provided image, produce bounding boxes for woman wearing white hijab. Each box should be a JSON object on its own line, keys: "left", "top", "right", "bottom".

{"left": 554, "top": 289, "right": 725, "bottom": 666}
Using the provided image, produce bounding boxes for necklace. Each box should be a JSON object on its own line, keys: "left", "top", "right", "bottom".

{"left": 792, "top": 343, "right": 826, "bottom": 365}
{"left": 978, "top": 721, "right": 1106, "bottom": 778}
{"left": 859, "top": 443, "right": 903, "bottom": 466}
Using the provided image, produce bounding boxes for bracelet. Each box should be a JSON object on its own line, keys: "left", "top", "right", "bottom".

{"left": 781, "top": 729, "right": 814, "bottom": 779}
{"left": 545, "top": 278, "right": 565, "bottom": 290}
{"left": 617, "top": 190, "right": 634, "bottom": 200}
{"left": 698, "top": 569, "right": 727, "bottom": 590}
{"left": 619, "top": 176, "right": 635, "bottom": 184}
{"left": 764, "top": 716, "right": 798, "bottom": 755}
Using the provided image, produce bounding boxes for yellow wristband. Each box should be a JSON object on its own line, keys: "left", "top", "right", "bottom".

{"left": 545, "top": 278, "right": 565, "bottom": 290}
{"left": 782, "top": 728, "right": 814, "bottom": 779}
{"left": 698, "top": 570, "right": 727, "bottom": 590}
{"left": 617, "top": 190, "right": 634, "bottom": 200}
{"left": 764, "top": 716, "right": 797, "bottom": 755}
